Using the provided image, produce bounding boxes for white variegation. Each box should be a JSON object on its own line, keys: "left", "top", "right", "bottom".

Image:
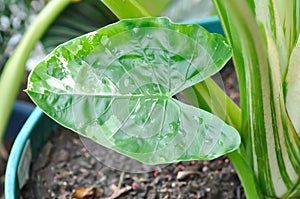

{"left": 286, "top": 36, "right": 300, "bottom": 135}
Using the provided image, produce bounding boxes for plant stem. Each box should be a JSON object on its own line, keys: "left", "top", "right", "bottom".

{"left": 101, "top": 0, "right": 172, "bottom": 19}
{"left": 184, "top": 78, "right": 242, "bottom": 132}
{"left": 228, "top": 151, "right": 262, "bottom": 199}
{"left": 101, "top": 0, "right": 151, "bottom": 19}
{"left": 189, "top": 79, "right": 262, "bottom": 198}
{"left": 0, "top": 0, "right": 72, "bottom": 142}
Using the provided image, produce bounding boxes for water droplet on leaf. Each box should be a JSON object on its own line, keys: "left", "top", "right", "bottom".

{"left": 205, "top": 138, "right": 213, "bottom": 145}
{"left": 175, "top": 143, "right": 185, "bottom": 150}
{"left": 169, "top": 122, "right": 179, "bottom": 131}
{"left": 146, "top": 34, "right": 153, "bottom": 39}
{"left": 159, "top": 155, "right": 168, "bottom": 162}
{"left": 133, "top": 28, "right": 138, "bottom": 33}
{"left": 179, "top": 129, "right": 186, "bottom": 136}
{"left": 199, "top": 117, "right": 204, "bottom": 124}
{"left": 218, "top": 140, "right": 223, "bottom": 146}
{"left": 102, "top": 79, "right": 107, "bottom": 84}
{"left": 147, "top": 53, "right": 155, "bottom": 61}
{"left": 101, "top": 35, "right": 110, "bottom": 46}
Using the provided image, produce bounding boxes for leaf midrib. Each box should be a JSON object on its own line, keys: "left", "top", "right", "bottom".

{"left": 29, "top": 90, "right": 173, "bottom": 100}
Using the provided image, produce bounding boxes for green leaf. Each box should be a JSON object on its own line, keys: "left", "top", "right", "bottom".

{"left": 100, "top": 0, "right": 172, "bottom": 19}
{"left": 42, "top": 0, "right": 117, "bottom": 53}
{"left": 285, "top": 36, "right": 300, "bottom": 135}
{"left": 101, "top": 0, "right": 152, "bottom": 19}
{"left": 27, "top": 17, "right": 239, "bottom": 164}
{"left": 133, "top": 0, "right": 173, "bottom": 16}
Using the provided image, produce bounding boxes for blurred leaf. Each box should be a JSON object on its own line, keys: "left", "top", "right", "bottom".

{"left": 101, "top": 0, "right": 172, "bottom": 19}
{"left": 41, "top": 0, "right": 117, "bottom": 53}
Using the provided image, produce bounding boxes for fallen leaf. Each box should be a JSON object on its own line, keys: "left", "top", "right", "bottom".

{"left": 72, "top": 186, "right": 104, "bottom": 199}
{"left": 160, "top": 188, "right": 168, "bottom": 193}
{"left": 106, "top": 185, "right": 131, "bottom": 199}
{"left": 176, "top": 170, "right": 201, "bottom": 180}
{"left": 109, "top": 184, "right": 118, "bottom": 191}
{"left": 138, "top": 177, "right": 148, "bottom": 183}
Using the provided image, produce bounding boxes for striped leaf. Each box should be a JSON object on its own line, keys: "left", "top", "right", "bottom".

{"left": 285, "top": 37, "right": 300, "bottom": 135}
{"left": 214, "top": 0, "right": 300, "bottom": 197}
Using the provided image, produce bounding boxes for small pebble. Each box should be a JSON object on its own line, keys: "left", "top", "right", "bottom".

{"left": 202, "top": 166, "right": 209, "bottom": 172}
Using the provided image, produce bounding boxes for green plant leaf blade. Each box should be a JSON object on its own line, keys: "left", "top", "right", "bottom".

{"left": 27, "top": 17, "right": 239, "bottom": 164}
{"left": 214, "top": 0, "right": 300, "bottom": 197}
{"left": 286, "top": 36, "right": 300, "bottom": 134}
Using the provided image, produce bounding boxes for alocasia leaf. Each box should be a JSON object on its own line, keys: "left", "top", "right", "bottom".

{"left": 26, "top": 17, "right": 239, "bottom": 164}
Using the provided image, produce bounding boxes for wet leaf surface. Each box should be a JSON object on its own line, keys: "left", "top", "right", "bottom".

{"left": 27, "top": 17, "right": 239, "bottom": 164}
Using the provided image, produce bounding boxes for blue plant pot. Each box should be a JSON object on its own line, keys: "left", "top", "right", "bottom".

{"left": 4, "top": 101, "right": 35, "bottom": 141}
{"left": 5, "top": 16, "right": 223, "bottom": 199}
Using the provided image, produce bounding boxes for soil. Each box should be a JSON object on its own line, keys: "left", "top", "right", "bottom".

{"left": 21, "top": 126, "right": 244, "bottom": 199}
{"left": 18, "top": 62, "right": 243, "bottom": 199}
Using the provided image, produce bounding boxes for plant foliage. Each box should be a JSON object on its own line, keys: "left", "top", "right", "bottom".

{"left": 27, "top": 17, "right": 240, "bottom": 164}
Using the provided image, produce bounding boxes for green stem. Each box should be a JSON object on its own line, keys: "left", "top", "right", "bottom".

{"left": 101, "top": 0, "right": 172, "bottom": 19}
{"left": 188, "top": 79, "right": 262, "bottom": 198}
{"left": 134, "top": 0, "right": 172, "bottom": 16}
{"left": 228, "top": 151, "right": 262, "bottom": 199}
{"left": 101, "top": 0, "right": 151, "bottom": 19}
{"left": 0, "top": 0, "right": 72, "bottom": 142}
{"left": 184, "top": 78, "right": 242, "bottom": 132}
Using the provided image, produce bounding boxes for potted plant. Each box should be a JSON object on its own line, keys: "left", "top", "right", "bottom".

{"left": 6, "top": 0, "right": 300, "bottom": 198}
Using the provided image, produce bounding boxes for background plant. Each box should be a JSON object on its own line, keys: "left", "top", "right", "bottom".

{"left": 0, "top": 0, "right": 73, "bottom": 159}
{"left": 0, "top": 0, "right": 44, "bottom": 72}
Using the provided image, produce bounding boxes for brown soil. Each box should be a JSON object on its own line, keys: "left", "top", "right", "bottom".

{"left": 21, "top": 127, "right": 244, "bottom": 199}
